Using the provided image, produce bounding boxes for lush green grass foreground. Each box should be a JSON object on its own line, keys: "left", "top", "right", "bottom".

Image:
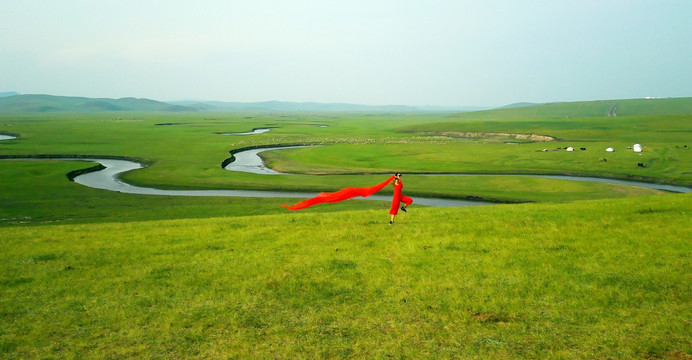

{"left": 2, "top": 194, "right": 690, "bottom": 358}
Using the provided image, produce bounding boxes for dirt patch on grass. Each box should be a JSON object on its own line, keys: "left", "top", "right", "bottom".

{"left": 471, "top": 312, "right": 515, "bottom": 324}
{"left": 424, "top": 131, "right": 556, "bottom": 142}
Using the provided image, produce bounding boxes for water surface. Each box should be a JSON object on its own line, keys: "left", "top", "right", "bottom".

{"left": 224, "top": 146, "right": 312, "bottom": 175}
{"left": 219, "top": 128, "right": 272, "bottom": 135}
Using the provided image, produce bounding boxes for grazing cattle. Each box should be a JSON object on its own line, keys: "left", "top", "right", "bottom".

{"left": 638, "top": 163, "right": 644, "bottom": 167}
{"left": 600, "top": 158, "right": 608, "bottom": 162}
{"left": 580, "top": 147, "right": 586, "bottom": 151}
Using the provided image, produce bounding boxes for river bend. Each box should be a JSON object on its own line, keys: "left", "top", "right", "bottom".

{"left": 10, "top": 145, "right": 690, "bottom": 208}
{"left": 73, "top": 158, "right": 487, "bottom": 207}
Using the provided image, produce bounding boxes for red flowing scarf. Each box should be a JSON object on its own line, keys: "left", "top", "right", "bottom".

{"left": 281, "top": 176, "right": 395, "bottom": 210}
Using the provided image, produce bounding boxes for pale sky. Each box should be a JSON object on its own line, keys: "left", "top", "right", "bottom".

{"left": 1, "top": 0, "right": 691, "bottom": 106}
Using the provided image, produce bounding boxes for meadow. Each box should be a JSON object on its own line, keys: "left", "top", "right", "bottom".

{"left": 1, "top": 97, "right": 691, "bottom": 358}
{"left": 1, "top": 195, "right": 690, "bottom": 358}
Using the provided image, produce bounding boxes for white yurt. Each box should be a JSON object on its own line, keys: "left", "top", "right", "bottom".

{"left": 606, "top": 147, "right": 614, "bottom": 152}
{"left": 633, "top": 144, "right": 642, "bottom": 152}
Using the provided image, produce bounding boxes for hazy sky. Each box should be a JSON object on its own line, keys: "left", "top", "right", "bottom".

{"left": 1, "top": 0, "right": 691, "bottom": 106}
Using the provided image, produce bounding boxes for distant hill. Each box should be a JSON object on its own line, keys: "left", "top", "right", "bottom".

{"left": 0, "top": 94, "right": 195, "bottom": 113}
{"left": 171, "top": 100, "right": 416, "bottom": 112}
{"left": 496, "top": 102, "right": 540, "bottom": 110}
{"left": 452, "top": 97, "right": 692, "bottom": 120}
{"left": 8, "top": 93, "right": 687, "bottom": 116}
{"left": 0, "top": 94, "right": 484, "bottom": 113}
{"left": 170, "top": 100, "right": 486, "bottom": 113}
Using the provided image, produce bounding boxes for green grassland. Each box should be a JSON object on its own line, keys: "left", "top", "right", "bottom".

{"left": 1, "top": 194, "right": 690, "bottom": 358}
{"left": 2, "top": 98, "right": 690, "bottom": 198}
{"left": 1, "top": 97, "right": 691, "bottom": 358}
{"left": 3, "top": 99, "right": 688, "bottom": 225}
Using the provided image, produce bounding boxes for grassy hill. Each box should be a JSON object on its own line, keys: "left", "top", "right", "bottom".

{"left": 0, "top": 94, "right": 195, "bottom": 113}
{"left": 448, "top": 97, "right": 692, "bottom": 121}
{"left": 1, "top": 194, "right": 689, "bottom": 358}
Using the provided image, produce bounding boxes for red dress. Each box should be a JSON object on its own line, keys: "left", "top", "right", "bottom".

{"left": 390, "top": 180, "right": 413, "bottom": 215}
{"left": 282, "top": 175, "right": 395, "bottom": 210}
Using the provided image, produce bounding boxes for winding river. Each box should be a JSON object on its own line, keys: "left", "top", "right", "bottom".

{"left": 72, "top": 157, "right": 488, "bottom": 207}
{"left": 225, "top": 146, "right": 313, "bottom": 175}
{"left": 8, "top": 145, "right": 690, "bottom": 208}
{"left": 6, "top": 126, "right": 690, "bottom": 206}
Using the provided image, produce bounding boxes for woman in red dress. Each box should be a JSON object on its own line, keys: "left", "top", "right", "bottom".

{"left": 389, "top": 173, "right": 413, "bottom": 225}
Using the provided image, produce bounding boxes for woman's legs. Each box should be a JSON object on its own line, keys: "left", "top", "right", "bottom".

{"left": 390, "top": 196, "right": 412, "bottom": 224}
{"left": 400, "top": 195, "right": 413, "bottom": 211}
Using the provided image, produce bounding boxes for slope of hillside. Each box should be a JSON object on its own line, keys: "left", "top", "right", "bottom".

{"left": 2, "top": 194, "right": 690, "bottom": 358}
{"left": 452, "top": 97, "right": 692, "bottom": 120}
